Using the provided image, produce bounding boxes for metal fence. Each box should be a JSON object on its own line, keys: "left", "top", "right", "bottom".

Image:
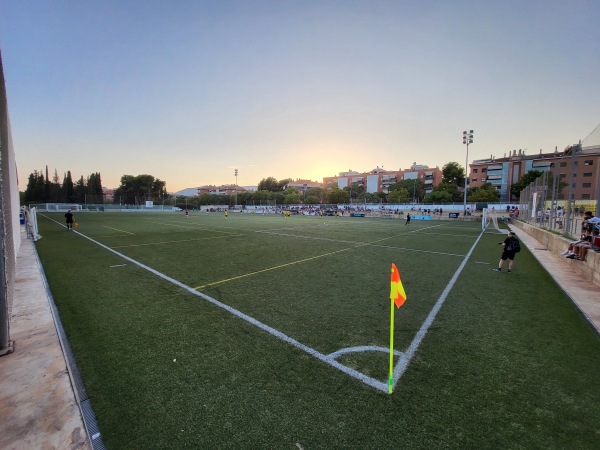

{"left": 518, "top": 170, "right": 596, "bottom": 239}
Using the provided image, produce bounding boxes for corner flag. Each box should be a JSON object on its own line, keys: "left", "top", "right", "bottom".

{"left": 389, "top": 263, "right": 407, "bottom": 394}
{"left": 390, "top": 263, "right": 407, "bottom": 308}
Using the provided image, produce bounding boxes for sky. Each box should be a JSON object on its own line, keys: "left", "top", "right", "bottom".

{"left": 1, "top": 0, "right": 599, "bottom": 193}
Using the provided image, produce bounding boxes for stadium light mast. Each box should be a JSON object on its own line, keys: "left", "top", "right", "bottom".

{"left": 234, "top": 169, "right": 238, "bottom": 206}
{"left": 463, "top": 130, "right": 474, "bottom": 216}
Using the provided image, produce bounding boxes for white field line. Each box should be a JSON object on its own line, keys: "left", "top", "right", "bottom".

{"left": 390, "top": 228, "right": 485, "bottom": 391}
{"left": 111, "top": 234, "right": 241, "bottom": 249}
{"left": 254, "top": 223, "right": 467, "bottom": 258}
{"left": 147, "top": 220, "right": 239, "bottom": 235}
{"left": 255, "top": 230, "right": 465, "bottom": 258}
{"left": 40, "top": 213, "right": 484, "bottom": 393}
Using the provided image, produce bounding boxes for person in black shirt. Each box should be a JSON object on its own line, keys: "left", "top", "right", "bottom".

{"left": 65, "top": 211, "right": 74, "bottom": 231}
{"left": 493, "top": 231, "right": 519, "bottom": 273}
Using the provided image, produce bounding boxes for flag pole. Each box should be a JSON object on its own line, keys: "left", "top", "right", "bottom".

{"left": 389, "top": 294, "right": 395, "bottom": 394}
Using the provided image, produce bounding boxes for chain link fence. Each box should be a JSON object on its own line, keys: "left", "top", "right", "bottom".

{"left": 518, "top": 170, "right": 596, "bottom": 239}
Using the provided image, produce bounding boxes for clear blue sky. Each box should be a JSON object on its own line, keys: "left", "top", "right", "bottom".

{"left": 1, "top": 0, "right": 599, "bottom": 192}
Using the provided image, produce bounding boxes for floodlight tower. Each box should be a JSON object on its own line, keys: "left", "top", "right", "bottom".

{"left": 234, "top": 169, "right": 238, "bottom": 206}
{"left": 463, "top": 130, "right": 473, "bottom": 216}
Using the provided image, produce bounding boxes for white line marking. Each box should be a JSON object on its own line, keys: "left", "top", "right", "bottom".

{"left": 391, "top": 229, "right": 486, "bottom": 391}
{"left": 109, "top": 264, "right": 127, "bottom": 268}
{"left": 40, "top": 213, "right": 484, "bottom": 393}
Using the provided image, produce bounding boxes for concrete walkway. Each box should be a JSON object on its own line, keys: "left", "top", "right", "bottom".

{"left": 510, "top": 227, "right": 600, "bottom": 335}
{"left": 0, "top": 229, "right": 90, "bottom": 450}
{"left": 0, "top": 223, "right": 598, "bottom": 449}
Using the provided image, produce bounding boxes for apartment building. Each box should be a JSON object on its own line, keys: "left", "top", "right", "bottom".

{"left": 469, "top": 144, "right": 600, "bottom": 203}
{"left": 322, "top": 164, "right": 443, "bottom": 194}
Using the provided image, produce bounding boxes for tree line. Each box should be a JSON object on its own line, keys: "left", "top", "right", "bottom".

{"left": 23, "top": 167, "right": 103, "bottom": 204}
{"left": 23, "top": 162, "right": 555, "bottom": 206}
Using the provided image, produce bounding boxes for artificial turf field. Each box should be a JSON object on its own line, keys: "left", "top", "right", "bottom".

{"left": 34, "top": 211, "right": 600, "bottom": 449}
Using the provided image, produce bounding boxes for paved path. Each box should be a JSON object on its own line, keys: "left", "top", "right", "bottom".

{"left": 0, "top": 230, "right": 90, "bottom": 450}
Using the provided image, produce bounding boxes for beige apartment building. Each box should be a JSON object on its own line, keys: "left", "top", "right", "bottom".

{"left": 323, "top": 163, "right": 443, "bottom": 195}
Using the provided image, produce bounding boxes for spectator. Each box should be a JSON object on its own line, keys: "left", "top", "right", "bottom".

{"left": 568, "top": 229, "right": 599, "bottom": 261}
{"left": 493, "top": 231, "right": 520, "bottom": 273}
{"left": 583, "top": 211, "right": 600, "bottom": 231}
{"left": 556, "top": 207, "right": 564, "bottom": 229}
{"left": 562, "top": 229, "right": 593, "bottom": 259}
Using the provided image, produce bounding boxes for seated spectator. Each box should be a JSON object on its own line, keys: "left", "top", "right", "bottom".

{"left": 561, "top": 229, "right": 593, "bottom": 258}
{"left": 565, "top": 229, "right": 598, "bottom": 260}
{"left": 583, "top": 211, "right": 600, "bottom": 231}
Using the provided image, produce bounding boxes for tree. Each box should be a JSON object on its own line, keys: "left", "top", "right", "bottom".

{"left": 50, "top": 169, "right": 61, "bottom": 202}
{"left": 357, "top": 192, "right": 381, "bottom": 203}
{"left": 278, "top": 178, "right": 293, "bottom": 191}
{"left": 283, "top": 186, "right": 300, "bottom": 197}
{"left": 344, "top": 184, "right": 364, "bottom": 200}
{"left": 74, "top": 175, "right": 86, "bottom": 203}
{"left": 113, "top": 174, "right": 166, "bottom": 204}
{"left": 257, "top": 177, "right": 280, "bottom": 192}
{"left": 198, "top": 193, "right": 212, "bottom": 205}
{"left": 62, "top": 171, "right": 74, "bottom": 203}
{"left": 442, "top": 162, "right": 465, "bottom": 187}
{"left": 253, "top": 190, "right": 271, "bottom": 203}
{"left": 425, "top": 182, "right": 462, "bottom": 202}
{"left": 387, "top": 188, "right": 410, "bottom": 203}
{"left": 423, "top": 190, "right": 454, "bottom": 203}
{"left": 305, "top": 187, "right": 324, "bottom": 202}
{"left": 268, "top": 192, "right": 285, "bottom": 204}
{"left": 237, "top": 192, "right": 253, "bottom": 205}
{"left": 304, "top": 195, "right": 320, "bottom": 204}
{"left": 87, "top": 172, "right": 104, "bottom": 203}
{"left": 284, "top": 193, "right": 301, "bottom": 205}
{"left": 467, "top": 183, "right": 499, "bottom": 202}
{"left": 24, "top": 171, "right": 44, "bottom": 204}
{"left": 510, "top": 170, "right": 544, "bottom": 199}
{"left": 44, "top": 166, "right": 50, "bottom": 202}
{"left": 327, "top": 187, "right": 349, "bottom": 204}
{"left": 388, "top": 179, "right": 425, "bottom": 202}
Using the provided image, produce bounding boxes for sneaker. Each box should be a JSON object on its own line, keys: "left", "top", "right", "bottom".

{"left": 566, "top": 254, "right": 577, "bottom": 259}
{"left": 507, "top": 269, "right": 511, "bottom": 273}
{"left": 492, "top": 268, "right": 502, "bottom": 272}
{"left": 560, "top": 250, "right": 569, "bottom": 255}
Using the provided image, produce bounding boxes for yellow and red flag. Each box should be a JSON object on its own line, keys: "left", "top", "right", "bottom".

{"left": 390, "top": 263, "right": 407, "bottom": 308}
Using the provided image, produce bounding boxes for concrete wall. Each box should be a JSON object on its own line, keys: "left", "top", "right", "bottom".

{"left": 512, "top": 220, "right": 600, "bottom": 287}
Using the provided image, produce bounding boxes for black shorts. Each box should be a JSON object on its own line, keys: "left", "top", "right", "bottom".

{"left": 501, "top": 250, "right": 516, "bottom": 261}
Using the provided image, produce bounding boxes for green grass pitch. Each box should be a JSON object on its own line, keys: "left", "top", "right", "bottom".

{"left": 34, "top": 211, "right": 600, "bottom": 449}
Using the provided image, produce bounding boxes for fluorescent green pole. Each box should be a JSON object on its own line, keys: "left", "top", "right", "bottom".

{"left": 389, "top": 295, "right": 395, "bottom": 394}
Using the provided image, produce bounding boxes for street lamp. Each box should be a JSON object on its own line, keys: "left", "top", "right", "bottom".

{"left": 413, "top": 178, "right": 417, "bottom": 204}
{"left": 463, "top": 130, "right": 474, "bottom": 216}
{"left": 234, "top": 169, "right": 238, "bottom": 207}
